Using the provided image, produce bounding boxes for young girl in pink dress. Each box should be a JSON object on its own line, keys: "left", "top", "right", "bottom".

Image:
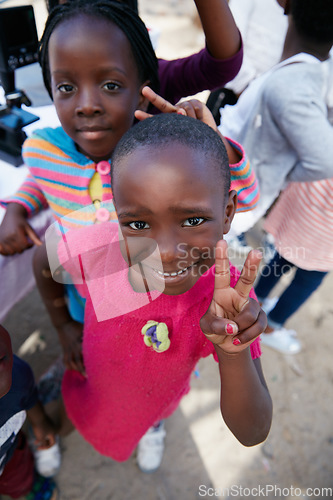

{"left": 48, "top": 113, "right": 272, "bottom": 464}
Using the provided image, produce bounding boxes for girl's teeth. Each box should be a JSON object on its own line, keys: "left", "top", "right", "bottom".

{"left": 156, "top": 265, "right": 191, "bottom": 277}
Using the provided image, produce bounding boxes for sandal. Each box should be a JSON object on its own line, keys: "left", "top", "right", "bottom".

{"left": 25, "top": 473, "right": 59, "bottom": 500}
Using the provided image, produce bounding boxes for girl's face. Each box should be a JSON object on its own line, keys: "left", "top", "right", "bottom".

{"left": 0, "top": 325, "right": 13, "bottom": 398}
{"left": 114, "top": 144, "right": 237, "bottom": 295}
{"left": 48, "top": 15, "right": 148, "bottom": 163}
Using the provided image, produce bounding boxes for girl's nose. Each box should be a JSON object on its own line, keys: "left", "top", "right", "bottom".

{"left": 76, "top": 88, "right": 103, "bottom": 116}
{"left": 156, "top": 232, "right": 180, "bottom": 264}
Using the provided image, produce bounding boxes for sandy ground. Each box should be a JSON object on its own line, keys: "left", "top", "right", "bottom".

{"left": 2, "top": 0, "right": 333, "bottom": 498}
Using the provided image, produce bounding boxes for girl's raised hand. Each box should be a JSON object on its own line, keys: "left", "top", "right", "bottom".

{"left": 135, "top": 86, "right": 240, "bottom": 164}
{"left": 200, "top": 240, "right": 267, "bottom": 354}
{"left": 135, "top": 86, "right": 217, "bottom": 130}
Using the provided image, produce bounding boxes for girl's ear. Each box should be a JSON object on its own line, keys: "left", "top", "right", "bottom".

{"left": 223, "top": 190, "right": 238, "bottom": 235}
{"left": 137, "top": 81, "right": 151, "bottom": 112}
{"left": 284, "top": 0, "right": 290, "bottom": 15}
{"left": 277, "top": 0, "right": 290, "bottom": 14}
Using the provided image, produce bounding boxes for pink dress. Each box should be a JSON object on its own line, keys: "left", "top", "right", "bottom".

{"left": 60, "top": 225, "right": 261, "bottom": 461}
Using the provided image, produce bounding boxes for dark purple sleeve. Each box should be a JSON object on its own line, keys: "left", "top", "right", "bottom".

{"left": 157, "top": 41, "right": 243, "bottom": 105}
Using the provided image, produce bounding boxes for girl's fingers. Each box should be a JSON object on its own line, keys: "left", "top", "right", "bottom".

{"left": 142, "top": 86, "right": 178, "bottom": 114}
{"left": 179, "top": 99, "right": 205, "bottom": 121}
{"left": 232, "top": 309, "right": 267, "bottom": 346}
{"left": 234, "top": 248, "right": 263, "bottom": 300}
{"left": 234, "top": 298, "right": 265, "bottom": 332}
{"left": 138, "top": 89, "right": 217, "bottom": 133}
{"left": 25, "top": 224, "right": 43, "bottom": 246}
{"left": 176, "top": 101, "right": 197, "bottom": 118}
{"left": 213, "top": 239, "right": 231, "bottom": 294}
{"left": 175, "top": 99, "right": 217, "bottom": 129}
{"left": 134, "top": 110, "right": 153, "bottom": 121}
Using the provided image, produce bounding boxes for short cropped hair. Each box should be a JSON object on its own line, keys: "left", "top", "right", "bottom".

{"left": 111, "top": 114, "right": 231, "bottom": 197}
{"left": 291, "top": 0, "right": 333, "bottom": 43}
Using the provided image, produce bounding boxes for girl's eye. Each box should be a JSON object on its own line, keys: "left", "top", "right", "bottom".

{"left": 183, "top": 217, "right": 205, "bottom": 227}
{"left": 129, "top": 221, "right": 150, "bottom": 230}
{"left": 103, "top": 82, "right": 120, "bottom": 91}
{"left": 57, "top": 84, "right": 75, "bottom": 93}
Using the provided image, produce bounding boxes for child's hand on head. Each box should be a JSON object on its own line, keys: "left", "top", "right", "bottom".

{"left": 200, "top": 240, "right": 267, "bottom": 354}
{"left": 135, "top": 87, "right": 240, "bottom": 163}
{"left": 135, "top": 86, "right": 217, "bottom": 131}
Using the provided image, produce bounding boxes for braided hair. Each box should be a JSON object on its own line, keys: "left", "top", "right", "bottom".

{"left": 46, "top": 0, "right": 138, "bottom": 15}
{"left": 39, "top": 0, "right": 159, "bottom": 99}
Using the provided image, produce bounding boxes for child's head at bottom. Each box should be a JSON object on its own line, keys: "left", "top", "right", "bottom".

{"left": 111, "top": 113, "right": 237, "bottom": 295}
{"left": 0, "top": 325, "right": 13, "bottom": 398}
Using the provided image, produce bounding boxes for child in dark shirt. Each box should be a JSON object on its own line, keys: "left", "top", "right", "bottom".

{"left": 0, "top": 325, "right": 58, "bottom": 499}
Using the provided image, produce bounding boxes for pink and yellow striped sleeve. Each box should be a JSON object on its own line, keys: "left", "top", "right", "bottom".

{"left": 227, "top": 138, "right": 260, "bottom": 213}
{"left": 0, "top": 174, "right": 48, "bottom": 216}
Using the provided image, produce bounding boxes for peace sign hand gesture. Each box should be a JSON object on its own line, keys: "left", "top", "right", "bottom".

{"left": 200, "top": 240, "right": 267, "bottom": 354}
{"left": 135, "top": 86, "right": 218, "bottom": 130}
{"left": 135, "top": 87, "right": 241, "bottom": 164}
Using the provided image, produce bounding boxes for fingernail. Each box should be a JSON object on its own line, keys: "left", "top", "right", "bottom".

{"left": 233, "top": 338, "right": 241, "bottom": 346}
{"left": 177, "top": 108, "right": 186, "bottom": 116}
{"left": 225, "top": 323, "right": 237, "bottom": 335}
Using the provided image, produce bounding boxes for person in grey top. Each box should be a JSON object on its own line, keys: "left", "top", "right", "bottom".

{"left": 219, "top": 0, "right": 333, "bottom": 237}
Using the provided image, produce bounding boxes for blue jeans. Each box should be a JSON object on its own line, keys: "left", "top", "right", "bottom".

{"left": 255, "top": 252, "right": 327, "bottom": 328}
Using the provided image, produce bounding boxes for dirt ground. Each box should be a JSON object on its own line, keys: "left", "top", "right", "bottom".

{"left": 2, "top": 1, "right": 333, "bottom": 499}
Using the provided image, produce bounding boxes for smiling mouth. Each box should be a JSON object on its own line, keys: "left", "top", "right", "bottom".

{"left": 146, "top": 262, "right": 199, "bottom": 282}
{"left": 153, "top": 263, "right": 198, "bottom": 278}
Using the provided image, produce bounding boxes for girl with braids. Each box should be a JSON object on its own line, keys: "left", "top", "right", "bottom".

{"left": 0, "top": 0, "right": 250, "bottom": 255}
{"left": 0, "top": 0, "right": 160, "bottom": 255}
{"left": 44, "top": 0, "right": 243, "bottom": 114}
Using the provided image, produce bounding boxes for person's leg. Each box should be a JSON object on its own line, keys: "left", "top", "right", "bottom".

{"left": 0, "top": 431, "right": 34, "bottom": 497}
{"left": 0, "top": 432, "right": 59, "bottom": 499}
{"left": 268, "top": 267, "right": 328, "bottom": 327}
{"left": 58, "top": 397, "right": 75, "bottom": 437}
{"left": 137, "top": 421, "right": 166, "bottom": 473}
{"left": 255, "top": 251, "right": 293, "bottom": 302}
{"left": 260, "top": 267, "right": 327, "bottom": 354}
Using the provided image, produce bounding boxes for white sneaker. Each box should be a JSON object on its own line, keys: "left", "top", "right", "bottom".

{"left": 33, "top": 437, "right": 61, "bottom": 477}
{"left": 261, "top": 297, "right": 279, "bottom": 315}
{"left": 260, "top": 328, "right": 302, "bottom": 354}
{"left": 137, "top": 422, "right": 166, "bottom": 473}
